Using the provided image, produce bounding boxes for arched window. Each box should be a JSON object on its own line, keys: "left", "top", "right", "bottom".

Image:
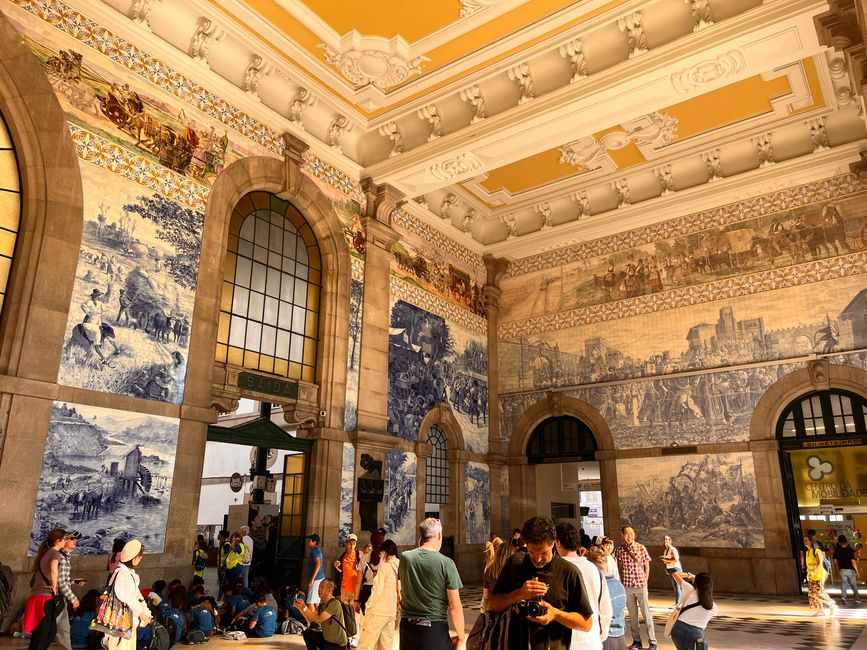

{"left": 425, "top": 425, "right": 449, "bottom": 504}
{"left": 0, "top": 110, "right": 21, "bottom": 317}
{"left": 777, "top": 390, "right": 867, "bottom": 440}
{"left": 526, "top": 416, "right": 597, "bottom": 464}
{"left": 216, "top": 192, "right": 320, "bottom": 382}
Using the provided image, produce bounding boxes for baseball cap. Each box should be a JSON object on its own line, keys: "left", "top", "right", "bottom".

{"left": 306, "top": 533, "right": 321, "bottom": 543}
{"left": 346, "top": 533, "right": 358, "bottom": 542}
{"left": 63, "top": 530, "right": 81, "bottom": 539}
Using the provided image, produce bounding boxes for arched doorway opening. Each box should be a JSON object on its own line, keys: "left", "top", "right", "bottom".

{"left": 527, "top": 416, "right": 604, "bottom": 540}
{"left": 778, "top": 389, "right": 867, "bottom": 595}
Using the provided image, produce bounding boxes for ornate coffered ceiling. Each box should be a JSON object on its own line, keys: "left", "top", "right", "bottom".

{"left": 72, "top": 0, "right": 867, "bottom": 256}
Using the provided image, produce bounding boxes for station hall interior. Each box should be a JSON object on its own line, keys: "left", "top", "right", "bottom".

{"left": 1, "top": 0, "right": 867, "bottom": 646}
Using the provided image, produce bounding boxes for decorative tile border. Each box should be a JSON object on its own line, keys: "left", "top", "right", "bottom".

{"left": 499, "top": 251, "right": 867, "bottom": 338}
{"left": 68, "top": 122, "right": 209, "bottom": 209}
{"left": 302, "top": 152, "right": 364, "bottom": 204}
{"left": 392, "top": 208, "right": 484, "bottom": 272}
{"left": 350, "top": 256, "right": 364, "bottom": 282}
{"left": 391, "top": 277, "right": 487, "bottom": 335}
{"left": 505, "top": 174, "right": 867, "bottom": 277}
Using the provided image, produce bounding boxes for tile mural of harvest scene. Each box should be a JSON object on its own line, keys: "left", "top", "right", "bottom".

{"left": 617, "top": 452, "right": 764, "bottom": 548}
{"left": 30, "top": 402, "right": 179, "bottom": 556}
{"left": 388, "top": 300, "right": 489, "bottom": 453}
{"left": 57, "top": 165, "right": 200, "bottom": 403}
{"left": 500, "top": 192, "right": 867, "bottom": 323}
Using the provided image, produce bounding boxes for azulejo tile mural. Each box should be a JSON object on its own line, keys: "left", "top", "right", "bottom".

{"left": 465, "top": 462, "right": 490, "bottom": 545}
{"left": 344, "top": 279, "right": 364, "bottom": 432}
{"left": 29, "top": 401, "right": 179, "bottom": 556}
{"left": 617, "top": 452, "right": 764, "bottom": 548}
{"left": 384, "top": 450, "right": 417, "bottom": 546}
{"left": 338, "top": 443, "right": 355, "bottom": 546}
{"left": 388, "top": 299, "right": 489, "bottom": 454}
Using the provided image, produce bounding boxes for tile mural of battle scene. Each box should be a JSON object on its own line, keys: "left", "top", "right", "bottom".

{"left": 500, "top": 274, "right": 867, "bottom": 393}
{"left": 384, "top": 450, "right": 416, "bottom": 546}
{"left": 465, "top": 462, "right": 490, "bottom": 545}
{"left": 617, "top": 452, "right": 764, "bottom": 548}
{"left": 344, "top": 279, "right": 363, "bottom": 431}
{"left": 388, "top": 300, "right": 489, "bottom": 453}
{"left": 30, "top": 402, "right": 179, "bottom": 555}
{"left": 499, "top": 192, "right": 867, "bottom": 323}
{"left": 57, "top": 165, "right": 200, "bottom": 403}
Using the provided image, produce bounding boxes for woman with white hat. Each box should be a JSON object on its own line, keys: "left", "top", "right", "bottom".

{"left": 106, "top": 540, "right": 152, "bottom": 650}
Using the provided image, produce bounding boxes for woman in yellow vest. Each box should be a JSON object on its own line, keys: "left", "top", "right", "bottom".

{"left": 225, "top": 532, "right": 246, "bottom": 584}
{"left": 804, "top": 535, "right": 837, "bottom": 616}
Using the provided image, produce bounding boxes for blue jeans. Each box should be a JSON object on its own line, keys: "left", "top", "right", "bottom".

{"left": 840, "top": 568, "right": 860, "bottom": 602}
{"left": 667, "top": 566, "right": 683, "bottom": 604}
{"left": 671, "top": 620, "right": 707, "bottom": 650}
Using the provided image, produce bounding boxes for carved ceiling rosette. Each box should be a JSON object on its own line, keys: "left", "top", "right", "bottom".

{"left": 320, "top": 35, "right": 429, "bottom": 90}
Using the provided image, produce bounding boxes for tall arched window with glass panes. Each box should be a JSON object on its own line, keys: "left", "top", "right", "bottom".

{"left": 425, "top": 425, "right": 449, "bottom": 504}
{"left": 0, "top": 110, "right": 21, "bottom": 317}
{"left": 216, "top": 192, "right": 320, "bottom": 382}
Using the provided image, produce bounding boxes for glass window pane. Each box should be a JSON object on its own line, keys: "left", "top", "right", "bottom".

{"left": 295, "top": 238, "right": 309, "bottom": 265}
{"left": 229, "top": 316, "right": 246, "bottom": 348}
{"left": 266, "top": 268, "right": 281, "bottom": 297}
{"left": 251, "top": 262, "right": 266, "bottom": 292}
{"left": 245, "top": 321, "right": 262, "bottom": 351}
{"left": 261, "top": 325, "right": 276, "bottom": 357}
{"left": 289, "top": 335, "right": 304, "bottom": 363}
{"left": 281, "top": 276, "right": 295, "bottom": 302}
{"left": 270, "top": 224, "right": 283, "bottom": 253}
{"left": 268, "top": 250, "right": 282, "bottom": 269}
{"left": 292, "top": 306, "right": 306, "bottom": 334}
{"left": 282, "top": 257, "right": 295, "bottom": 275}
{"left": 0, "top": 193, "right": 20, "bottom": 231}
{"left": 239, "top": 216, "right": 254, "bottom": 241}
{"left": 237, "top": 239, "right": 253, "bottom": 259}
{"left": 294, "top": 280, "right": 307, "bottom": 308}
{"left": 253, "top": 244, "right": 267, "bottom": 263}
{"left": 263, "top": 296, "right": 279, "bottom": 325}
{"left": 284, "top": 231, "right": 297, "bottom": 257}
{"left": 248, "top": 291, "right": 264, "bottom": 321}
{"left": 255, "top": 215, "right": 269, "bottom": 246}
{"left": 276, "top": 329, "right": 291, "bottom": 358}
{"left": 295, "top": 263, "right": 309, "bottom": 280}
{"left": 278, "top": 301, "right": 292, "bottom": 330}
{"left": 235, "top": 257, "right": 252, "bottom": 287}
{"left": 232, "top": 287, "right": 249, "bottom": 315}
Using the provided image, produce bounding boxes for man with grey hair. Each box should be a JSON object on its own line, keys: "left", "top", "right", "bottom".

{"left": 398, "top": 518, "right": 465, "bottom": 650}
{"left": 240, "top": 525, "right": 254, "bottom": 588}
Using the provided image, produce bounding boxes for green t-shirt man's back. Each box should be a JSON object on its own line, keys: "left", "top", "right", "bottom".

{"left": 398, "top": 547, "right": 463, "bottom": 621}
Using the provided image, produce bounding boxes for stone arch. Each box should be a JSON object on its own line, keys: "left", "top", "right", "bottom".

{"left": 0, "top": 11, "right": 84, "bottom": 380}
{"left": 418, "top": 401, "right": 466, "bottom": 452}
{"left": 186, "top": 153, "right": 352, "bottom": 424}
{"left": 505, "top": 392, "right": 618, "bottom": 533}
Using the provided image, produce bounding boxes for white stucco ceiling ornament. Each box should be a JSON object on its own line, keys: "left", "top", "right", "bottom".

{"left": 671, "top": 50, "right": 746, "bottom": 94}
{"left": 428, "top": 152, "right": 483, "bottom": 183}
{"left": 319, "top": 34, "right": 429, "bottom": 90}
{"left": 558, "top": 137, "right": 605, "bottom": 168}
{"left": 460, "top": 0, "right": 504, "bottom": 18}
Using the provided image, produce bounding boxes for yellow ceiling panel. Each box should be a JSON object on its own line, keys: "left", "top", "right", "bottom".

{"left": 299, "top": 1, "right": 463, "bottom": 42}
{"left": 480, "top": 148, "right": 578, "bottom": 195}
{"left": 788, "top": 57, "right": 824, "bottom": 116}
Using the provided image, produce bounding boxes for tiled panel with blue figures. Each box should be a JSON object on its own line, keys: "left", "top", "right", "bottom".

{"left": 384, "top": 449, "right": 417, "bottom": 546}
{"left": 388, "top": 299, "right": 489, "bottom": 453}
{"left": 344, "top": 279, "right": 363, "bottom": 432}
{"left": 465, "top": 462, "right": 490, "bottom": 544}
{"left": 338, "top": 442, "right": 355, "bottom": 545}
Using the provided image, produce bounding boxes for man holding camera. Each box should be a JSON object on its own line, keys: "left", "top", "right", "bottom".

{"left": 488, "top": 516, "right": 593, "bottom": 650}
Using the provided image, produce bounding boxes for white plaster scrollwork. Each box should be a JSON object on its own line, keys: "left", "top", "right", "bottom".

{"left": 570, "top": 191, "right": 591, "bottom": 219}
{"left": 129, "top": 0, "right": 161, "bottom": 30}
{"left": 685, "top": 0, "right": 714, "bottom": 32}
{"left": 320, "top": 44, "right": 428, "bottom": 90}
{"left": 461, "top": 208, "right": 479, "bottom": 232}
{"left": 655, "top": 164, "right": 676, "bottom": 195}
{"left": 807, "top": 117, "right": 831, "bottom": 152}
{"left": 701, "top": 149, "right": 723, "bottom": 182}
{"left": 559, "top": 137, "right": 605, "bottom": 168}
{"left": 242, "top": 54, "right": 272, "bottom": 97}
{"left": 626, "top": 112, "right": 678, "bottom": 147}
{"left": 379, "top": 121, "right": 404, "bottom": 158}
{"left": 328, "top": 114, "right": 351, "bottom": 154}
{"left": 558, "top": 38, "right": 588, "bottom": 83}
{"left": 413, "top": 195, "right": 428, "bottom": 210}
{"left": 612, "top": 178, "right": 631, "bottom": 208}
{"left": 671, "top": 50, "right": 745, "bottom": 94}
{"left": 188, "top": 17, "right": 224, "bottom": 68}
{"left": 617, "top": 12, "right": 647, "bottom": 59}
{"left": 501, "top": 212, "right": 518, "bottom": 239}
{"left": 535, "top": 202, "right": 554, "bottom": 230}
{"left": 507, "top": 62, "right": 535, "bottom": 104}
{"left": 440, "top": 192, "right": 460, "bottom": 219}
{"left": 288, "top": 87, "right": 316, "bottom": 130}
{"left": 752, "top": 133, "right": 775, "bottom": 167}
{"left": 460, "top": 0, "right": 502, "bottom": 17}
{"left": 428, "top": 153, "right": 483, "bottom": 183}
{"left": 417, "top": 104, "right": 444, "bottom": 141}
{"left": 460, "top": 85, "right": 487, "bottom": 124}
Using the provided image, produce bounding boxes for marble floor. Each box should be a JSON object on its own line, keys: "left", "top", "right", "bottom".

{"left": 3, "top": 587, "right": 866, "bottom": 650}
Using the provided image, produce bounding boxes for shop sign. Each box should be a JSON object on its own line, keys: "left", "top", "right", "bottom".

{"left": 790, "top": 446, "right": 867, "bottom": 505}
{"left": 229, "top": 472, "right": 244, "bottom": 492}
{"left": 237, "top": 372, "right": 298, "bottom": 399}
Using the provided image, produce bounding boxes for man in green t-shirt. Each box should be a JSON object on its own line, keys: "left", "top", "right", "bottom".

{"left": 296, "top": 579, "right": 348, "bottom": 650}
{"left": 398, "top": 518, "right": 465, "bottom": 650}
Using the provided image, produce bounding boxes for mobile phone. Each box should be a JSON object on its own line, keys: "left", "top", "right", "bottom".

{"left": 74, "top": 578, "right": 88, "bottom": 585}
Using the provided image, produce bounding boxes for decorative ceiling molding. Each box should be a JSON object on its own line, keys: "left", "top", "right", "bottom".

{"left": 427, "top": 153, "right": 484, "bottom": 184}
{"left": 319, "top": 35, "right": 429, "bottom": 90}
{"left": 671, "top": 50, "right": 746, "bottom": 94}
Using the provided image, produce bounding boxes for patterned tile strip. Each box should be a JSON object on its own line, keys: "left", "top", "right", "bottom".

{"left": 350, "top": 256, "right": 364, "bottom": 282}
{"left": 391, "top": 277, "right": 488, "bottom": 335}
{"left": 498, "top": 251, "right": 867, "bottom": 338}
{"left": 505, "top": 175, "right": 867, "bottom": 277}
{"left": 392, "top": 208, "right": 485, "bottom": 272}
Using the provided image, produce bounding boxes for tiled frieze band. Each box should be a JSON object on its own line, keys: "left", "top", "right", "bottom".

{"left": 392, "top": 208, "right": 485, "bottom": 272}
{"left": 391, "top": 277, "right": 487, "bottom": 335}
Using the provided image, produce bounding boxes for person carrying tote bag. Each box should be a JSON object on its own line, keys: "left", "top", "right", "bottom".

{"left": 94, "top": 541, "right": 152, "bottom": 650}
{"left": 666, "top": 572, "right": 718, "bottom": 650}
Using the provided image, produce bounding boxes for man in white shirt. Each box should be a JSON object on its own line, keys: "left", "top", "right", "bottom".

{"left": 240, "top": 525, "right": 254, "bottom": 588}
{"left": 555, "top": 523, "right": 612, "bottom": 650}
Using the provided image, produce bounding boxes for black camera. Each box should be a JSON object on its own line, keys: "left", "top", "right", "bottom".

{"left": 520, "top": 598, "right": 545, "bottom": 618}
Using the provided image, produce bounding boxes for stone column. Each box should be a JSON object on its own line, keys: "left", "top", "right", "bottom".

{"left": 354, "top": 179, "right": 403, "bottom": 434}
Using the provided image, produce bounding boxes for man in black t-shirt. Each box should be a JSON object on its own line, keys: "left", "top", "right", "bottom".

{"left": 834, "top": 535, "right": 861, "bottom": 605}
{"left": 488, "top": 517, "right": 593, "bottom": 650}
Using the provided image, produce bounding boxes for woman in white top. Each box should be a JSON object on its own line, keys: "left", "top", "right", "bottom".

{"left": 670, "top": 571, "right": 718, "bottom": 650}
{"left": 355, "top": 540, "right": 399, "bottom": 650}
{"left": 107, "top": 540, "right": 152, "bottom": 650}
{"left": 600, "top": 537, "right": 620, "bottom": 580}
{"left": 661, "top": 534, "right": 682, "bottom": 604}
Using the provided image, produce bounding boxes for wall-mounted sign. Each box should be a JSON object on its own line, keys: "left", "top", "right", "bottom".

{"left": 790, "top": 446, "right": 867, "bottom": 506}
{"left": 229, "top": 472, "right": 244, "bottom": 493}
{"left": 237, "top": 372, "right": 298, "bottom": 400}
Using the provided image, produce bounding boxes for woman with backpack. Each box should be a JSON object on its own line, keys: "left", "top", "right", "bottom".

{"left": 353, "top": 529, "right": 385, "bottom": 615}
{"left": 804, "top": 535, "right": 837, "bottom": 616}
{"left": 355, "top": 540, "right": 399, "bottom": 650}
{"left": 669, "top": 571, "right": 718, "bottom": 650}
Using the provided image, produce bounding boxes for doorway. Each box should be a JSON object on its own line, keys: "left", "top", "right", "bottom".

{"left": 778, "top": 389, "right": 867, "bottom": 598}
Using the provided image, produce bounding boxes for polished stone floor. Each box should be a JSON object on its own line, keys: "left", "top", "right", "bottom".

{"left": 3, "top": 586, "right": 866, "bottom": 650}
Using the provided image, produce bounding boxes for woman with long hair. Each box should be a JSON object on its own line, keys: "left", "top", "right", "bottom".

{"left": 482, "top": 537, "right": 515, "bottom": 613}
{"left": 22, "top": 528, "right": 66, "bottom": 635}
{"left": 661, "top": 534, "right": 683, "bottom": 604}
{"left": 480, "top": 537, "right": 504, "bottom": 612}
{"left": 670, "top": 571, "right": 718, "bottom": 650}
{"left": 355, "top": 540, "right": 400, "bottom": 650}
{"left": 105, "top": 540, "right": 152, "bottom": 650}
{"left": 804, "top": 535, "right": 837, "bottom": 616}
{"left": 354, "top": 528, "right": 385, "bottom": 615}
{"left": 106, "top": 539, "right": 125, "bottom": 578}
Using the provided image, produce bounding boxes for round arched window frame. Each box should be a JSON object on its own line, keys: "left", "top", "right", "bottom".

{"left": 0, "top": 109, "right": 22, "bottom": 318}
{"left": 526, "top": 416, "right": 598, "bottom": 464}
{"left": 776, "top": 389, "right": 867, "bottom": 443}
{"left": 425, "top": 425, "right": 449, "bottom": 505}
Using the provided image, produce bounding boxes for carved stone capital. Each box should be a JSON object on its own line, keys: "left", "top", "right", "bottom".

{"left": 808, "top": 358, "right": 830, "bottom": 387}
{"left": 361, "top": 216, "right": 400, "bottom": 252}
{"left": 483, "top": 285, "right": 503, "bottom": 311}
{"left": 483, "top": 254, "right": 510, "bottom": 288}
{"left": 360, "top": 178, "right": 405, "bottom": 225}
{"left": 282, "top": 132, "right": 309, "bottom": 196}
{"left": 210, "top": 388, "right": 240, "bottom": 415}
{"left": 282, "top": 405, "right": 320, "bottom": 429}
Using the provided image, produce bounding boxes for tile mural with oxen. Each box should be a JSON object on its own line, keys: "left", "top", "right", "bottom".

{"left": 388, "top": 300, "right": 489, "bottom": 453}
{"left": 384, "top": 450, "right": 417, "bottom": 546}
{"left": 30, "top": 402, "right": 178, "bottom": 555}
{"left": 500, "top": 273, "right": 867, "bottom": 394}
{"left": 499, "top": 190, "right": 867, "bottom": 323}
{"left": 57, "top": 165, "right": 200, "bottom": 403}
{"left": 465, "top": 462, "right": 490, "bottom": 545}
{"left": 617, "top": 452, "right": 764, "bottom": 548}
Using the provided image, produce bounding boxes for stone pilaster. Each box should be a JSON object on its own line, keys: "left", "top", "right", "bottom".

{"left": 354, "top": 179, "right": 403, "bottom": 433}
{"left": 281, "top": 132, "right": 309, "bottom": 196}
